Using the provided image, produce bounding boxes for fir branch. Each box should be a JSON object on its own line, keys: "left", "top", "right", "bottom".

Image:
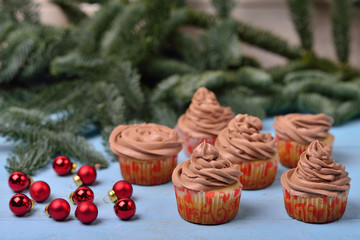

{"left": 0, "top": 38, "right": 36, "bottom": 83}
{"left": 141, "top": 58, "right": 197, "bottom": 80}
{"left": 334, "top": 100, "right": 360, "bottom": 125}
{"left": 284, "top": 70, "right": 338, "bottom": 83}
{"left": 93, "top": 82, "right": 126, "bottom": 126}
{"left": 201, "top": 20, "right": 241, "bottom": 70}
{"left": 151, "top": 103, "right": 178, "bottom": 128}
{"left": 0, "top": 0, "right": 39, "bottom": 23}
{"left": 106, "top": 62, "right": 144, "bottom": 112}
{"left": 236, "top": 67, "right": 273, "bottom": 89}
{"left": 287, "top": 0, "right": 313, "bottom": 50}
{"left": 50, "top": 52, "right": 107, "bottom": 78}
{"left": 101, "top": 125, "right": 118, "bottom": 162}
{"left": 184, "top": 8, "right": 301, "bottom": 59}
{"left": 218, "top": 90, "right": 266, "bottom": 119}
{"left": 86, "top": 0, "right": 123, "bottom": 49}
{"left": 170, "top": 33, "right": 205, "bottom": 70}
{"left": 151, "top": 75, "right": 182, "bottom": 103}
{"left": 297, "top": 93, "right": 336, "bottom": 117}
{"left": 211, "top": 0, "right": 235, "bottom": 18}
{"left": 268, "top": 60, "right": 308, "bottom": 83}
{"left": 6, "top": 140, "right": 52, "bottom": 176}
{"left": 51, "top": 0, "right": 87, "bottom": 24}
{"left": 332, "top": 0, "right": 353, "bottom": 63}
{"left": 52, "top": 132, "right": 108, "bottom": 168}
{"left": 236, "top": 21, "right": 301, "bottom": 59}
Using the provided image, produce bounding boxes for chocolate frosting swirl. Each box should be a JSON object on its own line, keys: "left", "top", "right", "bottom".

{"left": 172, "top": 142, "right": 242, "bottom": 191}
{"left": 273, "top": 113, "right": 333, "bottom": 144}
{"left": 281, "top": 141, "right": 350, "bottom": 197}
{"left": 109, "top": 123, "right": 182, "bottom": 160}
{"left": 177, "top": 87, "right": 233, "bottom": 138}
{"left": 215, "top": 114, "right": 276, "bottom": 163}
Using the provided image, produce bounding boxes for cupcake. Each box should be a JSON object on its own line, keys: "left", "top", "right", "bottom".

{"left": 216, "top": 114, "right": 278, "bottom": 190}
{"left": 176, "top": 87, "right": 233, "bottom": 157}
{"left": 281, "top": 140, "right": 350, "bottom": 223}
{"left": 273, "top": 113, "right": 334, "bottom": 168}
{"left": 172, "top": 142, "right": 242, "bottom": 225}
{"left": 109, "top": 123, "right": 182, "bottom": 185}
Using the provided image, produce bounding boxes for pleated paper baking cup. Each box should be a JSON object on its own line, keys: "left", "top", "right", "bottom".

{"left": 238, "top": 153, "right": 279, "bottom": 190}
{"left": 175, "top": 125, "right": 217, "bottom": 157}
{"left": 174, "top": 182, "right": 242, "bottom": 225}
{"left": 118, "top": 155, "right": 177, "bottom": 185}
{"left": 282, "top": 188, "right": 349, "bottom": 223}
{"left": 276, "top": 134, "right": 334, "bottom": 168}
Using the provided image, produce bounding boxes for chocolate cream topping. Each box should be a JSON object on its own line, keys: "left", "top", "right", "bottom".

{"left": 215, "top": 114, "right": 277, "bottom": 163}
{"left": 281, "top": 141, "right": 350, "bottom": 197}
{"left": 172, "top": 142, "right": 242, "bottom": 191}
{"left": 273, "top": 113, "right": 333, "bottom": 144}
{"left": 177, "top": 87, "right": 233, "bottom": 138}
{"left": 109, "top": 123, "right": 182, "bottom": 160}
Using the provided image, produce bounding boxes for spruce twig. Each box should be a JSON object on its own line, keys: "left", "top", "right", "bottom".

{"left": 287, "top": 0, "right": 313, "bottom": 50}
{"left": 211, "top": 0, "right": 235, "bottom": 18}
{"left": 332, "top": 0, "right": 353, "bottom": 63}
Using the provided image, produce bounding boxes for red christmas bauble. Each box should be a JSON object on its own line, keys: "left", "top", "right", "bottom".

{"left": 53, "top": 156, "right": 77, "bottom": 176}
{"left": 29, "top": 181, "right": 51, "bottom": 203}
{"left": 45, "top": 198, "right": 71, "bottom": 221}
{"left": 75, "top": 202, "right": 98, "bottom": 224}
{"left": 108, "top": 180, "right": 133, "bottom": 202}
{"left": 70, "top": 186, "right": 94, "bottom": 205}
{"left": 73, "top": 165, "right": 97, "bottom": 186}
{"left": 114, "top": 198, "right": 136, "bottom": 220}
{"left": 9, "top": 194, "right": 34, "bottom": 216}
{"left": 8, "top": 172, "right": 32, "bottom": 192}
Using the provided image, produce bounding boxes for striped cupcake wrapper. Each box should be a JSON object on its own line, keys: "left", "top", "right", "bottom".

{"left": 238, "top": 153, "right": 279, "bottom": 190}
{"left": 174, "top": 182, "right": 242, "bottom": 225}
{"left": 283, "top": 188, "right": 349, "bottom": 223}
{"left": 277, "top": 134, "right": 334, "bottom": 168}
{"left": 118, "top": 155, "right": 177, "bottom": 186}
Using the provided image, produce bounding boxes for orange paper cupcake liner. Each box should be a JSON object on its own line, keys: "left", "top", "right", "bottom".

{"left": 174, "top": 182, "right": 242, "bottom": 225}
{"left": 277, "top": 134, "right": 334, "bottom": 168}
{"left": 283, "top": 188, "right": 349, "bottom": 223}
{"left": 175, "top": 125, "right": 216, "bottom": 157}
{"left": 118, "top": 155, "right": 177, "bottom": 185}
{"left": 238, "top": 153, "right": 279, "bottom": 190}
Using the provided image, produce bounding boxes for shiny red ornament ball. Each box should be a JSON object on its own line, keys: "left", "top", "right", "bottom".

{"left": 70, "top": 186, "right": 94, "bottom": 205}
{"left": 114, "top": 198, "right": 136, "bottom": 220}
{"left": 9, "top": 194, "right": 34, "bottom": 216}
{"left": 73, "top": 165, "right": 97, "bottom": 186}
{"left": 8, "top": 172, "right": 32, "bottom": 192}
{"left": 45, "top": 198, "right": 71, "bottom": 221}
{"left": 53, "top": 156, "right": 77, "bottom": 176}
{"left": 108, "top": 180, "right": 133, "bottom": 202}
{"left": 29, "top": 181, "right": 51, "bottom": 203}
{"left": 75, "top": 202, "right": 98, "bottom": 224}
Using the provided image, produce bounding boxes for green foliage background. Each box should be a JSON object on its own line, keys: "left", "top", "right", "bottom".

{"left": 1, "top": 0, "right": 359, "bottom": 175}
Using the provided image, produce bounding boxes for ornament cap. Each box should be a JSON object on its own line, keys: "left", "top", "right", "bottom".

{"left": 71, "top": 163, "right": 77, "bottom": 174}
{"left": 30, "top": 199, "right": 35, "bottom": 211}
{"left": 108, "top": 190, "right": 118, "bottom": 202}
{"left": 45, "top": 204, "right": 51, "bottom": 217}
{"left": 29, "top": 177, "right": 33, "bottom": 186}
{"left": 69, "top": 192, "right": 76, "bottom": 205}
{"left": 73, "top": 175, "right": 83, "bottom": 186}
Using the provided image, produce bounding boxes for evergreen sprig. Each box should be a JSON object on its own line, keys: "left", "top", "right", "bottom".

{"left": 1, "top": 0, "right": 360, "bottom": 176}
{"left": 332, "top": 0, "right": 353, "bottom": 63}
{"left": 287, "top": 0, "right": 313, "bottom": 50}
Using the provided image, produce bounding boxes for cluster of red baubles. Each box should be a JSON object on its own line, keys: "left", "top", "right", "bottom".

{"left": 8, "top": 156, "right": 136, "bottom": 224}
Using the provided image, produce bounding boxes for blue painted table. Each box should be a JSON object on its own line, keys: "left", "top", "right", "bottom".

{"left": 1, "top": 118, "right": 359, "bottom": 240}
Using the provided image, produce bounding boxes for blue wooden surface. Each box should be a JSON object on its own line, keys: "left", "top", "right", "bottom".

{"left": 1, "top": 118, "right": 359, "bottom": 240}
